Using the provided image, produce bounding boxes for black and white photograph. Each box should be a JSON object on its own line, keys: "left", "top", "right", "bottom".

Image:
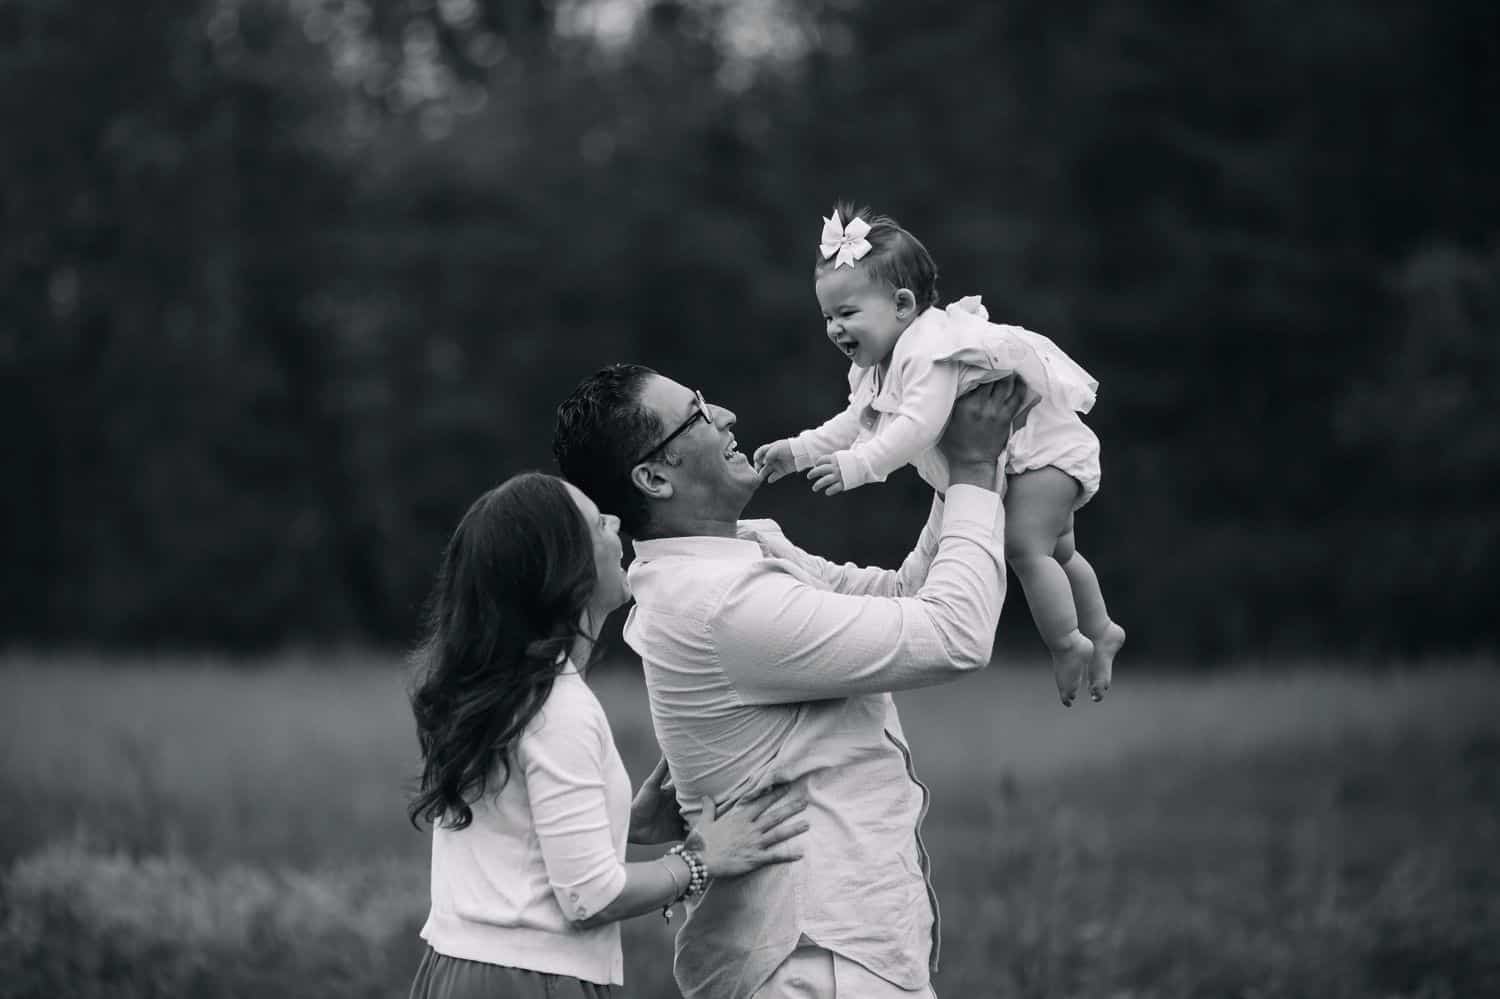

{"left": 2, "top": 1, "right": 1496, "bottom": 996}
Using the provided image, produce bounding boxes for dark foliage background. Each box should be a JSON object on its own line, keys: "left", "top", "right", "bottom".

{"left": 3, "top": 0, "right": 1496, "bottom": 658}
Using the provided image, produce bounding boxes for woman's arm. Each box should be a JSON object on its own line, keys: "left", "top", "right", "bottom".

{"left": 523, "top": 691, "right": 808, "bottom": 930}
{"left": 521, "top": 697, "right": 633, "bottom": 924}
{"left": 573, "top": 787, "right": 809, "bottom": 930}
{"left": 570, "top": 853, "right": 694, "bottom": 930}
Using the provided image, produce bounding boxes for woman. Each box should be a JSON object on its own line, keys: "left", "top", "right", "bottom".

{"left": 407, "top": 471, "right": 808, "bottom": 998}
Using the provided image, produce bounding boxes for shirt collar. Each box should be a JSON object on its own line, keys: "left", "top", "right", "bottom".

{"left": 631, "top": 531, "right": 766, "bottom": 564}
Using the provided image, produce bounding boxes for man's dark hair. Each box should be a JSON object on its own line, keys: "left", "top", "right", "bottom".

{"left": 553, "top": 363, "right": 662, "bottom": 538}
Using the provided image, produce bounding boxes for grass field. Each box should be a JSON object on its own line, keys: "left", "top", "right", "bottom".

{"left": 2, "top": 654, "right": 1497, "bottom": 998}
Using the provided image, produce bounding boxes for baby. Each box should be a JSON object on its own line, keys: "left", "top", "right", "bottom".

{"left": 754, "top": 204, "right": 1125, "bottom": 705}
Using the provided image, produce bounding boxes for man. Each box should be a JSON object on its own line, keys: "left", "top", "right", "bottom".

{"left": 554, "top": 364, "right": 1028, "bottom": 999}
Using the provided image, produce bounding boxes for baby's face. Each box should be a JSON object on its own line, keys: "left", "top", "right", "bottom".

{"left": 815, "top": 266, "right": 909, "bottom": 369}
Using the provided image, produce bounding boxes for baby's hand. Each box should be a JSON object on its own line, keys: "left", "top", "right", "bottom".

{"left": 753, "top": 439, "right": 796, "bottom": 483}
{"left": 808, "top": 458, "right": 846, "bottom": 496}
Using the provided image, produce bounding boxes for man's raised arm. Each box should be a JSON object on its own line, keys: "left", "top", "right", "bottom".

{"left": 716, "top": 378, "right": 1034, "bottom": 704}
{"left": 737, "top": 492, "right": 946, "bottom": 599}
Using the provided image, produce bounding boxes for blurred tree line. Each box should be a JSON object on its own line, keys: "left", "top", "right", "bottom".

{"left": 2, "top": 0, "right": 1495, "bottom": 658}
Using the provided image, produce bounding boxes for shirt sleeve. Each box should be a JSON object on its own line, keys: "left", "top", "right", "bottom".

{"left": 713, "top": 485, "right": 1005, "bottom": 704}
{"left": 518, "top": 694, "right": 627, "bottom": 922}
{"left": 741, "top": 494, "right": 946, "bottom": 598}
{"left": 791, "top": 402, "right": 864, "bottom": 471}
{"left": 834, "top": 354, "right": 962, "bottom": 490}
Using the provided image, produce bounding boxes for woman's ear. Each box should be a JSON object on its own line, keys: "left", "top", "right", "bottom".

{"left": 894, "top": 288, "right": 917, "bottom": 318}
{"left": 630, "top": 463, "right": 675, "bottom": 502}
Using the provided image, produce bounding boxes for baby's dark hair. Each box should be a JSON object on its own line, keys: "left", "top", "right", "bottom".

{"left": 814, "top": 201, "right": 940, "bottom": 311}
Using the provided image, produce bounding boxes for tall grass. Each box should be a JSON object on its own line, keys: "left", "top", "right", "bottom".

{"left": 2, "top": 654, "right": 1497, "bottom": 997}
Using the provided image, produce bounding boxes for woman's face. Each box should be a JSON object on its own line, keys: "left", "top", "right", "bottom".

{"left": 565, "top": 482, "right": 630, "bottom": 616}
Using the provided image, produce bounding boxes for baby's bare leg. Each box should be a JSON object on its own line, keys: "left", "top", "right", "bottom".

{"left": 1005, "top": 468, "right": 1093, "bottom": 706}
{"left": 1055, "top": 523, "right": 1125, "bottom": 701}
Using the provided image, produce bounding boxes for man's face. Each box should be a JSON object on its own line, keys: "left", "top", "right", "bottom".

{"left": 634, "top": 375, "right": 759, "bottom": 518}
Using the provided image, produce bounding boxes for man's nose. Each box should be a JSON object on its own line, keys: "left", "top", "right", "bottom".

{"left": 711, "top": 404, "right": 737, "bottom": 430}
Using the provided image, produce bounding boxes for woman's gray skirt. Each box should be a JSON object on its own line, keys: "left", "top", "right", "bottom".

{"left": 409, "top": 946, "right": 617, "bottom": 999}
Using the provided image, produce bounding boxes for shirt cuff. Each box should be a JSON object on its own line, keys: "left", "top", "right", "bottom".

{"left": 790, "top": 435, "right": 816, "bottom": 471}
{"left": 941, "top": 484, "right": 1003, "bottom": 553}
{"left": 555, "top": 863, "right": 627, "bottom": 922}
{"left": 835, "top": 449, "right": 880, "bottom": 489}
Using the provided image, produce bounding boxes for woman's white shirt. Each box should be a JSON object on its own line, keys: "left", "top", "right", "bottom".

{"left": 419, "top": 666, "right": 631, "bottom": 986}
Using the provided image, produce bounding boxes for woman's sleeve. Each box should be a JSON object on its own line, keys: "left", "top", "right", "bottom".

{"left": 519, "top": 695, "right": 627, "bottom": 922}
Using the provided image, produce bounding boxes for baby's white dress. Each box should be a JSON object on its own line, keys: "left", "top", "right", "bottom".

{"left": 790, "top": 296, "right": 1102, "bottom": 508}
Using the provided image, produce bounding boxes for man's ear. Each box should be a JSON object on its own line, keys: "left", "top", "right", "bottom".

{"left": 894, "top": 288, "right": 917, "bottom": 318}
{"left": 630, "top": 462, "right": 675, "bottom": 502}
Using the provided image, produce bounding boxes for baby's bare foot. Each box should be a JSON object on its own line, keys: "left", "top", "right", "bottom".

{"left": 1087, "top": 622, "right": 1126, "bottom": 702}
{"left": 1051, "top": 631, "right": 1094, "bottom": 707}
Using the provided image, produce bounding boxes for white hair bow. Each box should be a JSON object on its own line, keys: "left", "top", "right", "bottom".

{"left": 819, "top": 210, "right": 873, "bottom": 269}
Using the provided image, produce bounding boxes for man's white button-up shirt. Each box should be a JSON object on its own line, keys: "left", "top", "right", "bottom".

{"left": 624, "top": 485, "right": 1006, "bottom": 999}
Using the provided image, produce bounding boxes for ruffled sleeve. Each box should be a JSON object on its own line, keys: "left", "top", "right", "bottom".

{"left": 932, "top": 296, "right": 1098, "bottom": 416}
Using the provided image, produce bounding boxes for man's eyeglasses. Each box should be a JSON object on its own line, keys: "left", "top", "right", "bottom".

{"left": 631, "top": 389, "right": 713, "bottom": 466}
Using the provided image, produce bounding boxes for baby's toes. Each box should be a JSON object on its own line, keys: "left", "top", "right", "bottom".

{"left": 1051, "top": 633, "right": 1093, "bottom": 707}
{"left": 1087, "top": 623, "right": 1126, "bottom": 701}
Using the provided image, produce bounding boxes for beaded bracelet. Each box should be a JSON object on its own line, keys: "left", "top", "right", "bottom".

{"left": 669, "top": 843, "right": 708, "bottom": 897}
{"left": 661, "top": 843, "right": 708, "bottom": 921}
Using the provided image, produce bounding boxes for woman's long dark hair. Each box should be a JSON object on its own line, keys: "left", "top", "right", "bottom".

{"left": 407, "top": 472, "right": 600, "bottom": 830}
